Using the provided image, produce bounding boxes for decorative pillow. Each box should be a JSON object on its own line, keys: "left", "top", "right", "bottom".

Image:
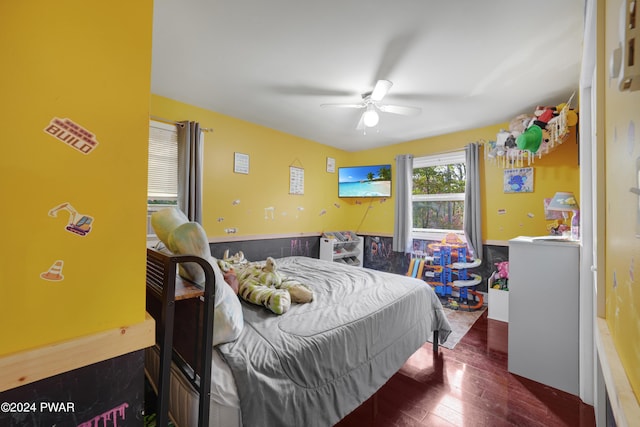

{"left": 150, "top": 205, "right": 190, "bottom": 245}
{"left": 151, "top": 207, "right": 243, "bottom": 345}
{"left": 167, "top": 222, "right": 209, "bottom": 284}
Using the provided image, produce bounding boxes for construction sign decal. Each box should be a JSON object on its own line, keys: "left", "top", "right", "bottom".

{"left": 44, "top": 117, "right": 99, "bottom": 155}
{"left": 48, "top": 202, "right": 94, "bottom": 236}
{"left": 41, "top": 260, "right": 64, "bottom": 281}
{"left": 41, "top": 202, "right": 94, "bottom": 282}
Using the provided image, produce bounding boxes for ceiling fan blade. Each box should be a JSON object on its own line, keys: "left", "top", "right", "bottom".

{"left": 320, "top": 103, "right": 365, "bottom": 109}
{"left": 270, "top": 85, "right": 355, "bottom": 97}
{"left": 378, "top": 104, "right": 422, "bottom": 116}
{"left": 370, "top": 80, "right": 393, "bottom": 102}
{"left": 373, "top": 32, "right": 418, "bottom": 83}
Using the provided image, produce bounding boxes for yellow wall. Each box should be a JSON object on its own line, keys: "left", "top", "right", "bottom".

{"left": 346, "top": 125, "right": 502, "bottom": 235}
{"left": 352, "top": 124, "right": 580, "bottom": 241}
{"left": 604, "top": 0, "right": 640, "bottom": 399}
{"left": 0, "top": 1, "right": 153, "bottom": 355}
{"left": 151, "top": 95, "right": 352, "bottom": 237}
{"left": 152, "top": 95, "right": 580, "bottom": 245}
{"left": 483, "top": 130, "right": 580, "bottom": 241}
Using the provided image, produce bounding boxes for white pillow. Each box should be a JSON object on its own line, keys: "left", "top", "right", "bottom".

{"left": 207, "top": 256, "right": 244, "bottom": 345}
{"left": 150, "top": 208, "right": 244, "bottom": 345}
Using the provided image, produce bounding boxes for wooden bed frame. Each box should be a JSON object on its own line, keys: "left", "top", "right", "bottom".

{"left": 145, "top": 248, "right": 441, "bottom": 427}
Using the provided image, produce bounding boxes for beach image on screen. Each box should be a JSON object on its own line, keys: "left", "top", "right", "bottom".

{"left": 338, "top": 165, "right": 391, "bottom": 197}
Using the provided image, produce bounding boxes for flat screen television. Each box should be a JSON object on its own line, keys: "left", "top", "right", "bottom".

{"left": 338, "top": 164, "right": 392, "bottom": 198}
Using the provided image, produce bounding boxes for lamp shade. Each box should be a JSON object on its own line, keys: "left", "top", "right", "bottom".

{"left": 547, "top": 191, "right": 579, "bottom": 212}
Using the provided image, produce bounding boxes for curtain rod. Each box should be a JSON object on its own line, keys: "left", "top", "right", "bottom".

{"left": 435, "top": 140, "right": 488, "bottom": 154}
{"left": 412, "top": 140, "right": 486, "bottom": 160}
{"left": 415, "top": 146, "right": 469, "bottom": 157}
{"left": 150, "top": 115, "right": 214, "bottom": 132}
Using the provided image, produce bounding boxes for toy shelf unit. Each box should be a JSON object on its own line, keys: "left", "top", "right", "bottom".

{"left": 320, "top": 231, "right": 363, "bottom": 267}
{"left": 423, "top": 238, "right": 483, "bottom": 311}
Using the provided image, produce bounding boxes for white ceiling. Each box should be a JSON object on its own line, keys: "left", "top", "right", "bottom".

{"left": 151, "top": 0, "right": 585, "bottom": 152}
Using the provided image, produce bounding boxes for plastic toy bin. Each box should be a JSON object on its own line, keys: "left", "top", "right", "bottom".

{"left": 488, "top": 274, "right": 509, "bottom": 322}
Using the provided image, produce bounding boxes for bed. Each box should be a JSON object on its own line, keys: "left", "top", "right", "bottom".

{"left": 145, "top": 248, "right": 452, "bottom": 427}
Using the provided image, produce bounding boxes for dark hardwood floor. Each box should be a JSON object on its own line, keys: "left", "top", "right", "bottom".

{"left": 335, "top": 311, "right": 596, "bottom": 427}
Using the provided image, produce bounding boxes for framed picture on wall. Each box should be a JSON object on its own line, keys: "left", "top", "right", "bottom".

{"left": 289, "top": 166, "right": 304, "bottom": 195}
{"left": 234, "top": 152, "right": 249, "bottom": 174}
{"left": 503, "top": 167, "right": 533, "bottom": 193}
{"left": 326, "top": 157, "right": 335, "bottom": 173}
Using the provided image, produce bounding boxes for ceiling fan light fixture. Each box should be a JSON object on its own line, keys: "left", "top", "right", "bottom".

{"left": 320, "top": 79, "right": 417, "bottom": 128}
{"left": 363, "top": 107, "right": 379, "bottom": 127}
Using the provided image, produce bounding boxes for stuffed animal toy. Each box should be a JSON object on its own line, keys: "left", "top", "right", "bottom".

{"left": 237, "top": 258, "right": 292, "bottom": 315}
{"left": 540, "top": 127, "right": 551, "bottom": 149}
{"left": 223, "top": 249, "right": 247, "bottom": 266}
{"left": 495, "top": 261, "right": 509, "bottom": 279}
{"left": 220, "top": 252, "right": 313, "bottom": 315}
{"left": 216, "top": 250, "right": 247, "bottom": 280}
{"left": 516, "top": 123, "right": 543, "bottom": 153}
{"left": 491, "top": 261, "right": 510, "bottom": 291}
{"left": 504, "top": 133, "right": 517, "bottom": 149}
{"left": 509, "top": 113, "right": 533, "bottom": 135}
{"left": 533, "top": 105, "right": 558, "bottom": 129}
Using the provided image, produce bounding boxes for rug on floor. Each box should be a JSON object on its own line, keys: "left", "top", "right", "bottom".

{"left": 429, "top": 304, "right": 487, "bottom": 350}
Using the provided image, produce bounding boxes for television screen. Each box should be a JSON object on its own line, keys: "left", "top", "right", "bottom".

{"left": 338, "top": 164, "right": 392, "bottom": 198}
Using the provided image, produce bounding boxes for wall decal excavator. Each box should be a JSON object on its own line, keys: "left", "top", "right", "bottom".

{"left": 48, "top": 202, "right": 94, "bottom": 236}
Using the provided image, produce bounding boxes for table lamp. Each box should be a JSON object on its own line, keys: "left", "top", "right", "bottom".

{"left": 547, "top": 191, "right": 579, "bottom": 239}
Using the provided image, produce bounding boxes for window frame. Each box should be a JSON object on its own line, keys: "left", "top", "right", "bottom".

{"left": 412, "top": 151, "right": 467, "bottom": 242}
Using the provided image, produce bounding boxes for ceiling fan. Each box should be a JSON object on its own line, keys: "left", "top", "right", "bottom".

{"left": 320, "top": 79, "right": 421, "bottom": 129}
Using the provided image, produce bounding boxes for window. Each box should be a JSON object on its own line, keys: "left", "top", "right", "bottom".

{"left": 412, "top": 151, "right": 466, "bottom": 240}
{"left": 147, "top": 120, "right": 178, "bottom": 236}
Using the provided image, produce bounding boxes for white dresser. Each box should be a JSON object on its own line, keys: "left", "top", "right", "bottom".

{"left": 508, "top": 236, "right": 580, "bottom": 396}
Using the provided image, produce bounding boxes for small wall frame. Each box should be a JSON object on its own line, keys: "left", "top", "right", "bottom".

{"left": 503, "top": 167, "right": 534, "bottom": 193}
{"left": 326, "top": 157, "right": 335, "bottom": 173}
{"left": 234, "top": 152, "right": 249, "bottom": 174}
{"left": 289, "top": 166, "right": 304, "bottom": 195}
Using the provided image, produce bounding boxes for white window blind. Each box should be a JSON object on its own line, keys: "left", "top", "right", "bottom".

{"left": 413, "top": 151, "right": 465, "bottom": 168}
{"left": 147, "top": 120, "right": 178, "bottom": 200}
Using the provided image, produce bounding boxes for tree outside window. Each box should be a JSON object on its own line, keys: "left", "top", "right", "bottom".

{"left": 412, "top": 153, "right": 466, "bottom": 234}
